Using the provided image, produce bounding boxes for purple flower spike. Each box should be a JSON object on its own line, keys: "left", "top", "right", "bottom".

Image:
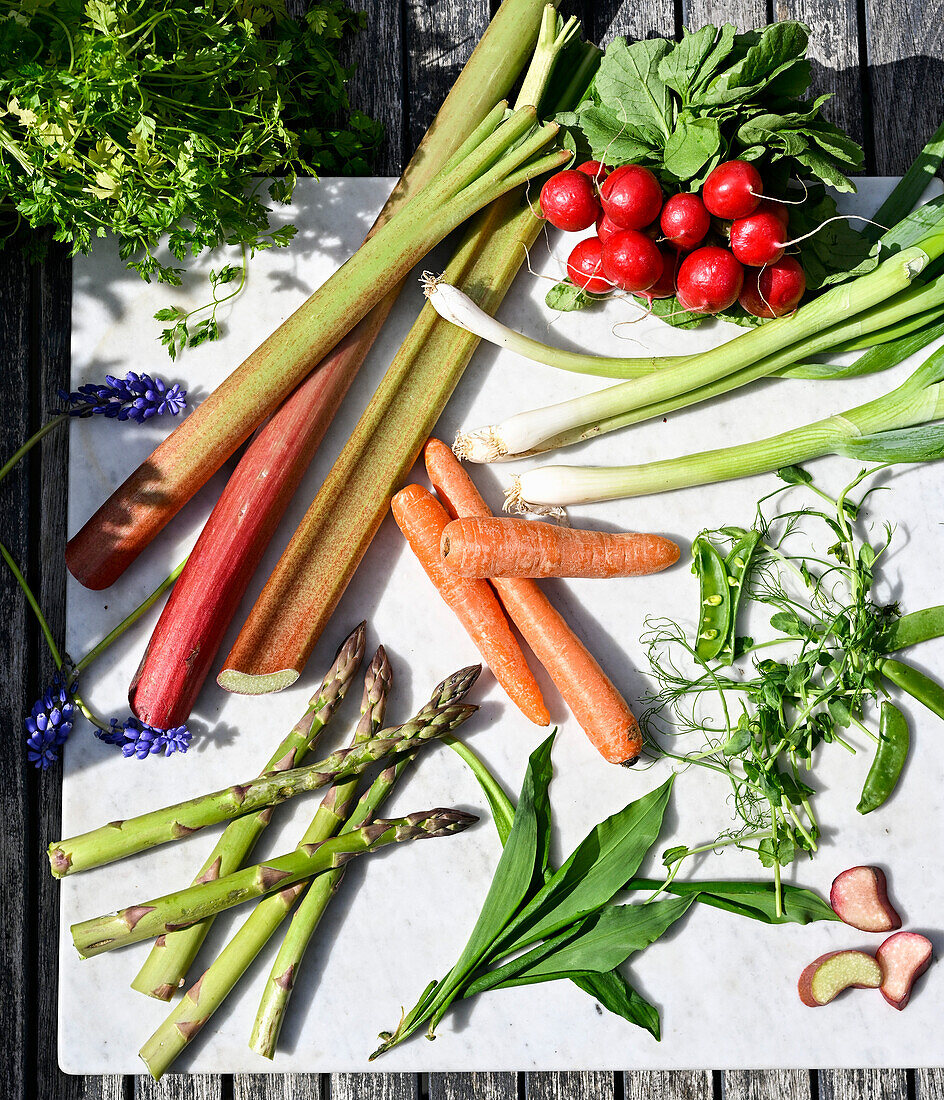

{"left": 60, "top": 371, "right": 187, "bottom": 423}
{"left": 25, "top": 674, "right": 75, "bottom": 770}
{"left": 100, "top": 716, "right": 192, "bottom": 759}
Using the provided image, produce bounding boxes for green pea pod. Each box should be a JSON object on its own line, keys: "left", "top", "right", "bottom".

{"left": 857, "top": 700, "right": 910, "bottom": 815}
{"left": 692, "top": 536, "right": 731, "bottom": 661}
{"left": 881, "top": 657, "right": 944, "bottom": 721}
{"left": 717, "top": 530, "right": 762, "bottom": 665}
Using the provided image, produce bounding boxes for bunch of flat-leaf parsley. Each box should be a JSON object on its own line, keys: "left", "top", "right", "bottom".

{"left": 0, "top": 0, "right": 382, "bottom": 355}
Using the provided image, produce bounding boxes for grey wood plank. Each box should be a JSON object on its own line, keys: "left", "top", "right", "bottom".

{"left": 430, "top": 1071, "right": 518, "bottom": 1099}
{"left": 402, "top": 0, "right": 491, "bottom": 153}
{"left": 773, "top": 0, "right": 864, "bottom": 147}
{"left": 134, "top": 1074, "right": 222, "bottom": 1098}
{"left": 918, "top": 1069, "right": 944, "bottom": 1100}
{"left": 0, "top": 235, "right": 33, "bottom": 1100}
{"left": 684, "top": 0, "right": 767, "bottom": 31}
{"left": 525, "top": 1071, "right": 616, "bottom": 1099}
{"left": 32, "top": 245, "right": 123, "bottom": 1100}
{"left": 625, "top": 1070, "right": 714, "bottom": 1100}
{"left": 234, "top": 1075, "right": 324, "bottom": 1099}
{"left": 339, "top": 0, "right": 405, "bottom": 175}
{"left": 331, "top": 1073, "right": 419, "bottom": 1099}
{"left": 586, "top": 0, "right": 676, "bottom": 43}
{"left": 722, "top": 1070, "right": 812, "bottom": 1100}
{"left": 863, "top": 0, "right": 944, "bottom": 174}
{"left": 819, "top": 1069, "right": 908, "bottom": 1100}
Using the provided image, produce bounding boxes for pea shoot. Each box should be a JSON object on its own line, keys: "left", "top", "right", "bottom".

{"left": 641, "top": 465, "right": 944, "bottom": 915}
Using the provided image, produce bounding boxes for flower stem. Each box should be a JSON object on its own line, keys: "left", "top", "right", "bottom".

{"left": 74, "top": 558, "right": 187, "bottom": 674}
{"left": 0, "top": 415, "right": 67, "bottom": 488}
{"left": 0, "top": 540, "right": 62, "bottom": 668}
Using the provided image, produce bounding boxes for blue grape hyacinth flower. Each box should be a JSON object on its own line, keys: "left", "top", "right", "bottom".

{"left": 60, "top": 371, "right": 187, "bottom": 423}
{"left": 25, "top": 675, "right": 75, "bottom": 770}
{"left": 100, "top": 716, "right": 192, "bottom": 759}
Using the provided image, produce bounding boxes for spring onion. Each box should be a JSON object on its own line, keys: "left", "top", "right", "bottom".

{"left": 506, "top": 344, "right": 944, "bottom": 510}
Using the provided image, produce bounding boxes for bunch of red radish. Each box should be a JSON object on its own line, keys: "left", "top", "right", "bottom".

{"left": 539, "top": 158, "right": 807, "bottom": 319}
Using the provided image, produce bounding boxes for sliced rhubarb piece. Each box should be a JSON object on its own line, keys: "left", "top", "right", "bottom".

{"left": 877, "top": 931, "right": 933, "bottom": 1009}
{"left": 798, "top": 950, "right": 882, "bottom": 1007}
{"left": 830, "top": 866, "right": 902, "bottom": 932}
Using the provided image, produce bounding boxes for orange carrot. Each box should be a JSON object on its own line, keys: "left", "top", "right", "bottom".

{"left": 390, "top": 484, "right": 549, "bottom": 726}
{"left": 440, "top": 516, "right": 679, "bottom": 578}
{"left": 423, "top": 439, "right": 641, "bottom": 765}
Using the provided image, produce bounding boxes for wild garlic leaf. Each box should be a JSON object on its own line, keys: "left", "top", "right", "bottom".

{"left": 441, "top": 733, "right": 556, "bottom": 985}
{"left": 593, "top": 37, "right": 674, "bottom": 141}
{"left": 571, "top": 971, "right": 661, "bottom": 1039}
{"left": 625, "top": 878, "right": 840, "bottom": 924}
{"left": 494, "top": 777, "right": 675, "bottom": 955}
{"left": 662, "top": 115, "right": 721, "bottom": 180}
{"left": 470, "top": 896, "right": 695, "bottom": 992}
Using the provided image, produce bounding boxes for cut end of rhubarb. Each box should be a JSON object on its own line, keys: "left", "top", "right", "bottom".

{"left": 216, "top": 667, "right": 299, "bottom": 695}
{"left": 798, "top": 950, "right": 882, "bottom": 1006}
{"left": 830, "top": 865, "right": 902, "bottom": 932}
{"left": 877, "top": 931, "right": 933, "bottom": 1009}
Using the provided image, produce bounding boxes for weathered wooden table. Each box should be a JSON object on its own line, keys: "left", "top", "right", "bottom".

{"left": 2, "top": 0, "right": 942, "bottom": 1097}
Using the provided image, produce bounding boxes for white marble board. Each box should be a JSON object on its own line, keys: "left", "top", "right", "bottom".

{"left": 61, "top": 177, "right": 944, "bottom": 1073}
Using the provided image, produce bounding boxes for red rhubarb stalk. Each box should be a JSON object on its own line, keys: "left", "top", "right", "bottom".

{"left": 128, "top": 316, "right": 384, "bottom": 726}
{"left": 65, "top": 0, "right": 561, "bottom": 591}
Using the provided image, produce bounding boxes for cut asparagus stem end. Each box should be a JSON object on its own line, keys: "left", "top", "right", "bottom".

{"left": 217, "top": 667, "right": 299, "bottom": 694}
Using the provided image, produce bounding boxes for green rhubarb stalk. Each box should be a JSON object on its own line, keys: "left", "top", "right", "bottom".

{"left": 48, "top": 701, "right": 476, "bottom": 876}
{"left": 219, "top": 26, "right": 601, "bottom": 693}
{"left": 66, "top": 97, "right": 568, "bottom": 590}
{"left": 72, "top": 808, "right": 477, "bottom": 957}
{"left": 129, "top": 622, "right": 367, "bottom": 1000}
{"left": 137, "top": 665, "right": 479, "bottom": 1080}
{"left": 509, "top": 346, "right": 944, "bottom": 509}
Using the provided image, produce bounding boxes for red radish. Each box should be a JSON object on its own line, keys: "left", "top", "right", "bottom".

{"left": 675, "top": 246, "right": 743, "bottom": 313}
{"left": 576, "top": 160, "right": 611, "bottom": 182}
{"left": 596, "top": 211, "right": 622, "bottom": 244}
{"left": 830, "top": 866, "right": 902, "bottom": 932}
{"left": 876, "top": 932, "right": 933, "bottom": 1010}
{"left": 600, "top": 165, "right": 663, "bottom": 230}
{"left": 702, "top": 159, "right": 763, "bottom": 219}
{"left": 798, "top": 950, "right": 882, "bottom": 1007}
{"left": 639, "top": 247, "right": 678, "bottom": 300}
{"left": 660, "top": 192, "right": 711, "bottom": 251}
{"left": 729, "top": 210, "right": 787, "bottom": 266}
{"left": 539, "top": 170, "right": 600, "bottom": 232}
{"left": 740, "top": 257, "right": 807, "bottom": 318}
{"left": 566, "top": 237, "right": 610, "bottom": 294}
{"left": 601, "top": 229, "right": 664, "bottom": 292}
{"left": 755, "top": 197, "right": 790, "bottom": 228}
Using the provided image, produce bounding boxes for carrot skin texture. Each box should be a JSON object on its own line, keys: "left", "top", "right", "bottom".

{"left": 423, "top": 439, "right": 641, "bottom": 765}
{"left": 65, "top": 0, "right": 553, "bottom": 591}
{"left": 391, "top": 484, "right": 549, "bottom": 726}
{"left": 440, "top": 516, "right": 680, "bottom": 578}
{"left": 128, "top": 313, "right": 385, "bottom": 728}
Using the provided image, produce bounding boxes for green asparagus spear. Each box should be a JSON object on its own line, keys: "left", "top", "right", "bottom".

{"left": 131, "top": 623, "right": 367, "bottom": 1000}
{"left": 138, "top": 665, "right": 479, "bottom": 1080}
{"left": 73, "top": 807, "right": 477, "bottom": 957}
{"left": 49, "top": 702, "right": 475, "bottom": 876}
{"left": 248, "top": 664, "right": 481, "bottom": 1058}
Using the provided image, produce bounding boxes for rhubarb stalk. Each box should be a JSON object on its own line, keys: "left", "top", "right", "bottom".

{"left": 219, "top": 22, "right": 599, "bottom": 693}
{"left": 66, "top": 92, "right": 566, "bottom": 589}
{"left": 127, "top": 0, "right": 556, "bottom": 718}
